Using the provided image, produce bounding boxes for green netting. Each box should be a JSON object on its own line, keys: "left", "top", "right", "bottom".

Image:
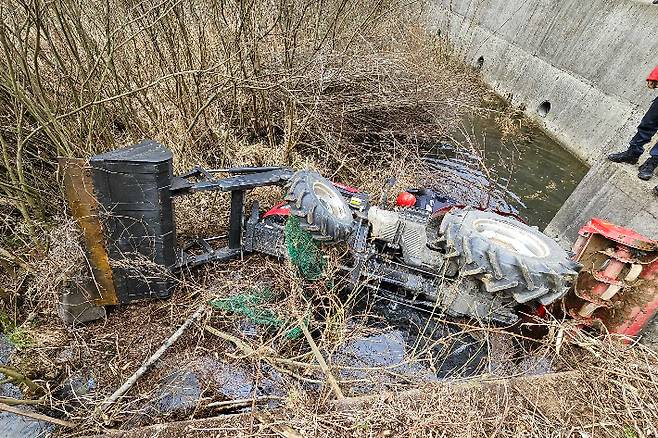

{"left": 284, "top": 216, "right": 325, "bottom": 280}
{"left": 209, "top": 217, "right": 322, "bottom": 340}
{"left": 209, "top": 289, "right": 303, "bottom": 339}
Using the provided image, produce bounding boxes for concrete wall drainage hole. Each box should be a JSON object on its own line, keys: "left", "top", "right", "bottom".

{"left": 538, "top": 101, "right": 551, "bottom": 117}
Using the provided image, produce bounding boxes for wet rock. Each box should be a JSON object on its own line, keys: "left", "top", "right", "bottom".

{"left": 258, "top": 364, "right": 287, "bottom": 401}
{"left": 0, "top": 334, "right": 14, "bottom": 365}
{"left": 0, "top": 378, "right": 22, "bottom": 399}
{"left": 145, "top": 355, "right": 288, "bottom": 419}
{"left": 146, "top": 357, "right": 257, "bottom": 417}
{"left": 341, "top": 298, "right": 490, "bottom": 390}
{"left": 53, "top": 375, "right": 97, "bottom": 401}
{"left": 0, "top": 335, "right": 53, "bottom": 437}
{"left": 333, "top": 329, "right": 438, "bottom": 395}
{"left": 0, "top": 411, "right": 53, "bottom": 438}
{"left": 0, "top": 334, "right": 22, "bottom": 400}
{"left": 151, "top": 370, "right": 202, "bottom": 416}
{"left": 208, "top": 361, "right": 254, "bottom": 399}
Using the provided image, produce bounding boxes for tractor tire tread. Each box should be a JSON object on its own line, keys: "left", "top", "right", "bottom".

{"left": 435, "top": 207, "right": 580, "bottom": 305}
{"left": 285, "top": 171, "right": 354, "bottom": 243}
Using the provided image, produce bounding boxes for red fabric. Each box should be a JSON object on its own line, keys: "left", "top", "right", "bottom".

{"left": 396, "top": 192, "right": 417, "bottom": 207}
{"left": 647, "top": 66, "right": 658, "bottom": 81}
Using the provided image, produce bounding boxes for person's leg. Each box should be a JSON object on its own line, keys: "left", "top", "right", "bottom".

{"left": 638, "top": 138, "right": 658, "bottom": 180}
{"left": 630, "top": 98, "right": 658, "bottom": 152}
{"left": 609, "top": 97, "right": 658, "bottom": 163}
{"left": 650, "top": 140, "right": 658, "bottom": 158}
{"left": 637, "top": 99, "right": 658, "bottom": 179}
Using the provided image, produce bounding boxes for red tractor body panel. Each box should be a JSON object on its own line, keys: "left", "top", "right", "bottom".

{"left": 262, "top": 201, "right": 290, "bottom": 218}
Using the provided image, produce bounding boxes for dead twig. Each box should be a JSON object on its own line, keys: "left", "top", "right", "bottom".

{"left": 0, "top": 365, "right": 43, "bottom": 394}
{"left": 206, "top": 395, "right": 284, "bottom": 409}
{"left": 0, "top": 396, "right": 47, "bottom": 406}
{"left": 297, "top": 316, "right": 344, "bottom": 400}
{"left": 98, "top": 304, "right": 206, "bottom": 414}
{"left": 0, "top": 403, "right": 77, "bottom": 428}
{"left": 204, "top": 325, "right": 322, "bottom": 371}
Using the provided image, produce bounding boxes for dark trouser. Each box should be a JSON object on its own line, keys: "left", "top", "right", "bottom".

{"left": 629, "top": 97, "right": 658, "bottom": 157}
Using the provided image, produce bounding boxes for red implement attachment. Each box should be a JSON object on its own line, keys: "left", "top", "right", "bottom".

{"left": 574, "top": 218, "right": 658, "bottom": 253}
{"left": 566, "top": 218, "right": 658, "bottom": 340}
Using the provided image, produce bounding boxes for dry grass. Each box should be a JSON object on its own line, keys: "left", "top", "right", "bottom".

{"left": 103, "top": 354, "right": 658, "bottom": 438}
{"left": 6, "top": 239, "right": 658, "bottom": 437}
{"left": 0, "top": 1, "right": 656, "bottom": 437}
{"left": 22, "top": 301, "right": 656, "bottom": 437}
{"left": 0, "top": 0, "right": 483, "bottom": 316}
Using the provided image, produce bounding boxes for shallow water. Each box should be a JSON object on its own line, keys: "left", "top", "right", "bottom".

{"left": 427, "top": 103, "right": 588, "bottom": 229}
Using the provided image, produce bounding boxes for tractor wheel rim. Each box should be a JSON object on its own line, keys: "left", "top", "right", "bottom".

{"left": 313, "top": 181, "right": 350, "bottom": 219}
{"left": 472, "top": 218, "right": 550, "bottom": 258}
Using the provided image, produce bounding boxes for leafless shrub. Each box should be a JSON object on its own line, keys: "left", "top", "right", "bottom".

{"left": 0, "top": 0, "right": 482, "bottom": 308}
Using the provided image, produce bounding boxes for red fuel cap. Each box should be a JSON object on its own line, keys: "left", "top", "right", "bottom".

{"left": 396, "top": 191, "right": 416, "bottom": 207}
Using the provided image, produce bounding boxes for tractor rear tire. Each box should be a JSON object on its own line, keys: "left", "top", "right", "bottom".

{"left": 435, "top": 207, "right": 581, "bottom": 305}
{"left": 284, "top": 171, "right": 354, "bottom": 243}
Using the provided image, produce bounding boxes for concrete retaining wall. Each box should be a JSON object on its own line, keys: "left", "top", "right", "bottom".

{"left": 427, "top": 0, "right": 658, "bottom": 244}
{"left": 427, "top": 0, "right": 658, "bottom": 164}
{"left": 544, "top": 158, "right": 658, "bottom": 243}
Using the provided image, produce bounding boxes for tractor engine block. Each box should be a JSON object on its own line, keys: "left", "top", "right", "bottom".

{"left": 367, "top": 206, "right": 444, "bottom": 271}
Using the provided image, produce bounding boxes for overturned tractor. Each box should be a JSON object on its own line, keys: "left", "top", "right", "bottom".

{"left": 59, "top": 140, "right": 658, "bottom": 340}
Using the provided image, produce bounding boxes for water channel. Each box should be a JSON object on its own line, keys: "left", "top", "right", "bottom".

{"left": 428, "top": 99, "right": 589, "bottom": 229}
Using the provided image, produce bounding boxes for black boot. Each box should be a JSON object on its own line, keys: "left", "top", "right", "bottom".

{"left": 608, "top": 149, "right": 641, "bottom": 164}
{"left": 638, "top": 157, "right": 658, "bottom": 180}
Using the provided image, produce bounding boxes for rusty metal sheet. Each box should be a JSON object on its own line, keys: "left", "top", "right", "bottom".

{"left": 59, "top": 157, "right": 118, "bottom": 306}
{"left": 579, "top": 218, "right": 658, "bottom": 252}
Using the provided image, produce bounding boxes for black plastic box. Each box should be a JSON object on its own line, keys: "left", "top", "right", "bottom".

{"left": 90, "top": 140, "right": 176, "bottom": 303}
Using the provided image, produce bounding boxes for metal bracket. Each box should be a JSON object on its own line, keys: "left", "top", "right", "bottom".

{"left": 170, "top": 166, "right": 294, "bottom": 269}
